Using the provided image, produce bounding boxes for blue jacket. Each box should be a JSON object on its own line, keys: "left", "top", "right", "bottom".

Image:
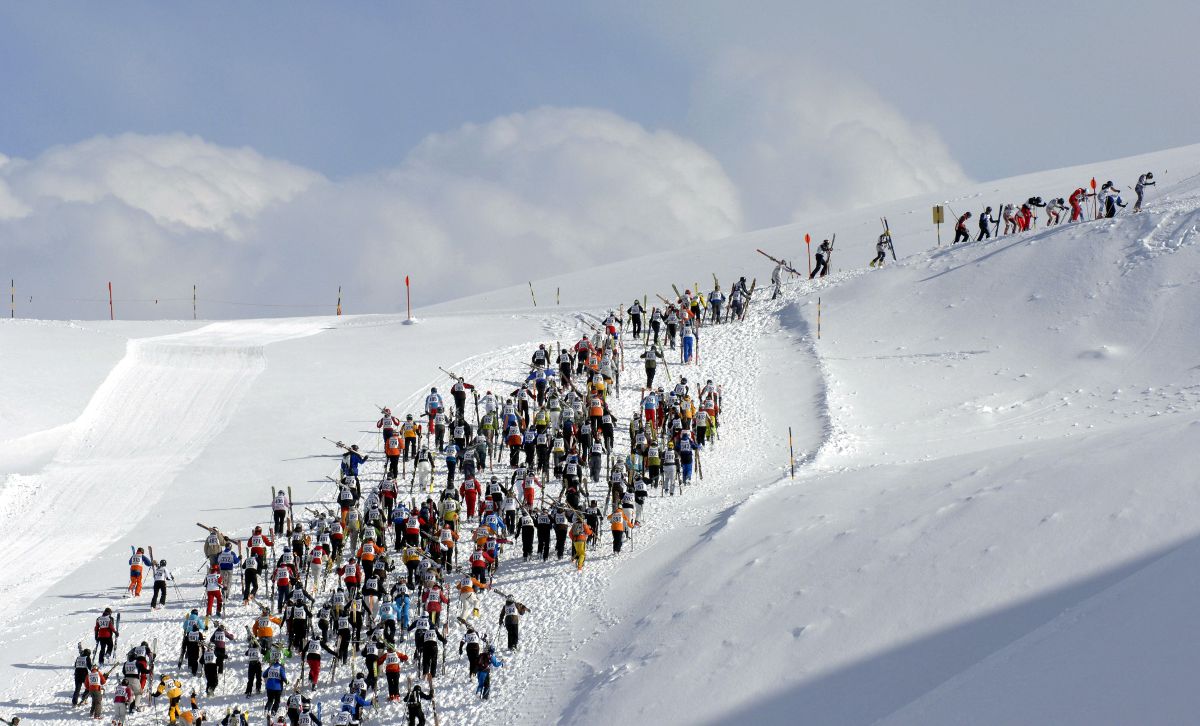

{"left": 181, "top": 613, "right": 204, "bottom": 633}
{"left": 378, "top": 602, "right": 397, "bottom": 622}
{"left": 265, "top": 663, "right": 286, "bottom": 692}
{"left": 340, "top": 691, "right": 371, "bottom": 717}
{"left": 341, "top": 451, "right": 368, "bottom": 476}
{"left": 482, "top": 513, "right": 507, "bottom": 535}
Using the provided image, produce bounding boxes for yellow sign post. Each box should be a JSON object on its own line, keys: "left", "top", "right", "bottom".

{"left": 932, "top": 205, "right": 945, "bottom": 246}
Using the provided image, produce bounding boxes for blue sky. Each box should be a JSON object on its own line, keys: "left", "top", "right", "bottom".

{"left": 5, "top": 1, "right": 1196, "bottom": 185}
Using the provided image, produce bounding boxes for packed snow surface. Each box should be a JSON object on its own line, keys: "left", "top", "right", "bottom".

{"left": 3, "top": 143, "right": 1200, "bottom": 724}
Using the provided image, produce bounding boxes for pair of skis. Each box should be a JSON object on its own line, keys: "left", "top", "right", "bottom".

{"left": 870, "top": 218, "right": 897, "bottom": 266}
{"left": 755, "top": 249, "right": 801, "bottom": 276}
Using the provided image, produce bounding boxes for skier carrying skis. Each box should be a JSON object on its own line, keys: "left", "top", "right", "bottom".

{"left": 151, "top": 559, "right": 174, "bottom": 609}
{"left": 976, "top": 207, "right": 998, "bottom": 241}
{"left": 1045, "top": 198, "right": 1066, "bottom": 226}
{"left": 1068, "top": 189, "right": 1087, "bottom": 223}
{"left": 809, "top": 240, "right": 832, "bottom": 279}
{"left": 94, "top": 607, "right": 119, "bottom": 665}
{"left": 404, "top": 681, "right": 432, "bottom": 725}
{"left": 475, "top": 645, "right": 504, "bottom": 700}
{"left": 1134, "top": 172, "right": 1155, "bottom": 212}
{"left": 85, "top": 664, "right": 107, "bottom": 719}
{"left": 271, "top": 490, "right": 290, "bottom": 535}
{"left": 128, "top": 547, "right": 153, "bottom": 597}
{"left": 628, "top": 300, "right": 644, "bottom": 338}
{"left": 870, "top": 233, "right": 891, "bottom": 267}
{"left": 377, "top": 408, "right": 400, "bottom": 445}
{"left": 340, "top": 445, "right": 368, "bottom": 479}
{"left": 952, "top": 211, "right": 971, "bottom": 244}
{"left": 71, "top": 645, "right": 94, "bottom": 706}
{"left": 707, "top": 285, "right": 725, "bottom": 324}
{"left": 770, "top": 261, "right": 785, "bottom": 300}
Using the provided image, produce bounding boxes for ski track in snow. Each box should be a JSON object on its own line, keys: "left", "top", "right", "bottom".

{"left": 0, "top": 291, "right": 827, "bottom": 725}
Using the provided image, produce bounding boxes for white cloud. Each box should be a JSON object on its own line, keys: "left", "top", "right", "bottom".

{"left": 0, "top": 111, "right": 742, "bottom": 318}
{"left": 688, "top": 50, "right": 970, "bottom": 226}
{"left": 5, "top": 133, "right": 321, "bottom": 237}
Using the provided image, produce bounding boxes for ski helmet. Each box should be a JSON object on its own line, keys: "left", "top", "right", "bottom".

{"left": 159, "top": 560, "right": 167, "bottom": 567}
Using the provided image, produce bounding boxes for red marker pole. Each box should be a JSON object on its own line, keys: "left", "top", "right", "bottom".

{"left": 405, "top": 276, "right": 412, "bottom": 321}
{"left": 1090, "top": 177, "right": 1098, "bottom": 220}
{"left": 108, "top": 282, "right": 114, "bottom": 321}
{"left": 805, "top": 234, "right": 812, "bottom": 277}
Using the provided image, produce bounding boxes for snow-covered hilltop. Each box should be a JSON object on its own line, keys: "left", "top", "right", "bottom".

{"left": 2, "top": 143, "right": 1200, "bottom": 725}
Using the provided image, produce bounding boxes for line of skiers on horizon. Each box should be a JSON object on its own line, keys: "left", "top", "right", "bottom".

{"left": 952, "top": 172, "right": 1157, "bottom": 245}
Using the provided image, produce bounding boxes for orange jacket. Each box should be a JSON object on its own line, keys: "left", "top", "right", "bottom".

{"left": 385, "top": 435, "right": 403, "bottom": 456}
{"left": 609, "top": 511, "right": 632, "bottom": 532}
{"left": 252, "top": 614, "right": 282, "bottom": 638}
{"left": 357, "top": 541, "right": 384, "bottom": 563}
{"left": 382, "top": 650, "right": 409, "bottom": 673}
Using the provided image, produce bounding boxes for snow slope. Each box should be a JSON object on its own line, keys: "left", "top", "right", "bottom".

{"left": 554, "top": 159, "right": 1200, "bottom": 724}
{"left": 2, "top": 143, "right": 1200, "bottom": 725}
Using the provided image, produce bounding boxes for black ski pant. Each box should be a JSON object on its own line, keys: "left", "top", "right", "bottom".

{"left": 872, "top": 251, "right": 886, "bottom": 265}
{"left": 387, "top": 671, "right": 401, "bottom": 697}
{"left": 631, "top": 315, "right": 642, "bottom": 337}
{"left": 521, "top": 527, "right": 535, "bottom": 559}
{"left": 421, "top": 645, "right": 438, "bottom": 678}
{"left": 555, "top": 528, "right": 568, "bottom": 559}
{"left": 97, "top": 636, "right": 114, "bottom": 664}
{"left": 953, "top": 226, "right": 969, "bottom": 244}
{"left": 612, "top": 530, "right": 625, "bottom": 553}
{"left": 977, "top": 226, "right": 991, "bottom": 241}
{"left": 72, "top": 668, "right": 87, "bottom": 706}
{"left": 650, "top": 320, "right": 661, "bottom": 344}
{"left": 645, "top": 365, "right": 656, "bottom": 388}
{"left": 265, "top": 688, "right": 282, "bottom": 714}
{"left": 273, "top": 510, "right": 286, "bottom": 534}
{"left": 388, "top": 454, "right": 400, "bottom": 478}
{"left": 245, "top": 661, "right": 262, "bottom": 695}
{"left": 505, "top": 622, "right": 519, "bottom": 649}
{"left": 536, "top": 527, "right": 551, "bottom": 560}
{"left": 810, "top": 256, "right": 829, "bottom": 279}
{"left": 408, "top": 706, "right": 427, "bottom": 726}
{"left": 243, "top": 572, "right": 258, "bottom": 601}
{"left": 151, "top": 581, "right": 168, "bottom": 608}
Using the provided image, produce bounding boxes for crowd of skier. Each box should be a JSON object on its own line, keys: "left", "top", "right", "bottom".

{"left": 55, "top": 168, "right": 1163, "bottom": 726}
{"left": 68, "top": 279, "right": 752, "bottom": 725}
